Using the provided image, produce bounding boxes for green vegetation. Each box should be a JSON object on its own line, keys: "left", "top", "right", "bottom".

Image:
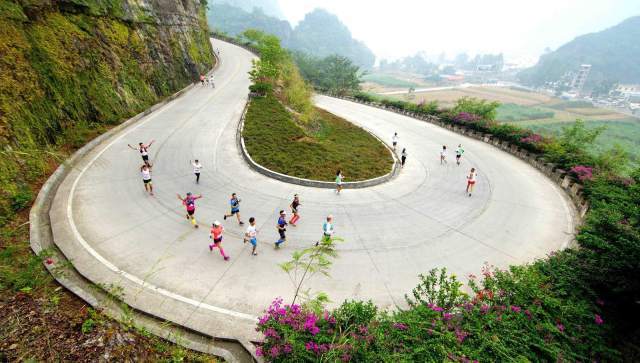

{"left": 0, "top": 0, "right": 215, "bottom": 359}
{"left": 361, "top": 73, "right": 419, "bottom": 88}
{"left": 242, "top": 29, "right": 391, "bottom": 181}
{"left": 208, "top": 5, "right": 375, "bottom": 68}
{"left": 244, "top": 94, "right": 391, "bottom": 181}
{"left": 253, "top": 96, "right": 640, "bottom": 361}
{"left": 519, "top": 16, "right": 640, "bottom": 87}
{"left": 293, "top": 52, "right": 363, "bottom": 95}
{"left": 497, "top": 103, "right": 555, "bottom": 121}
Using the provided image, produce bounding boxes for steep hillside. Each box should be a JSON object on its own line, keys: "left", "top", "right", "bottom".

{"left": 519, "top": 16, "right": 640, "bottom": 87}
{"left": 0, "top": 0, "right": 214, "bottom": 225}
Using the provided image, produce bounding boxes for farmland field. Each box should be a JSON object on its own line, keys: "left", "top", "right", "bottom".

{"left": 377, "top": 85, "right": 640, "bottom": 168}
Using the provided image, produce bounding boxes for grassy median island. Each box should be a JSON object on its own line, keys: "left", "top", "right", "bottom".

{"left": 243, "top": 94, "right": 393, "bottom": 181}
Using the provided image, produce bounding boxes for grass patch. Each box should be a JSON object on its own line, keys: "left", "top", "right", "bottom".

{"left": 243, "top": 94, "right": 393, "bottom": 181}
{"left": 496, "top": 103, "right": 555, "bottom": 121}
{"left": 362, "top": 73, "right": 419, "bottom": 88}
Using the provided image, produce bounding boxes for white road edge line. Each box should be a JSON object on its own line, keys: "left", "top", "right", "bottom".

{"left": 66, "top": 87, "right": 257, "bottom": 322}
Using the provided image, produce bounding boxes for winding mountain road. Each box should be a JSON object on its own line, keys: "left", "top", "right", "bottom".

{"left": 47, "top": 39, "right": 575, "bottom": 343}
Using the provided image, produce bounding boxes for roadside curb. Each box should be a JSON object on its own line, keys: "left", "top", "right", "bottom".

{"left": 29, "top": 46, "right": 256, "bottom": 362}
{"left": 236, "top": 98, "right": 401, "bottom": 189}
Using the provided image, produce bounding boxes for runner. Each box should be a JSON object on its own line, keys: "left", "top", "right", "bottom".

{"left": 289, "top": 194, "right": 301, "bottom": 226}
{"left": 275, "top": 210, "right": 287, "bottom": 248}
{"left": 209, "top": 75, "right": 215, "bottom": 88}
{"left": 199, "top": 74, "right": 205, "bottom": 86}
{"left": 392, "top": 132, "right": 399, "bottom": 151}
{"left": 244, "top": 217, "right": 258, "bottom": 256}
{"left": 204, "top": 77, "right": 209, "bottom": 87}
{"left": 466, "top": 167, "right": 477, "bottom": 197}
{"left": 140, "top": 164, "right": 154, "bottom": 196}
{"left": 128, "top": 140, "right": 154, "bottom": 165}
{"left": 177, "top": 192, "right": 202, "bottom": 228}
{"left": 191, "top": 159, "right": 203, "bottom": 183}
{"left": 401, "top": 148, "right": 408, "bottom": 167}
{"left": 440, "top": 145, "right": 447, "bottom": 165}
{"left": 316, "top": 214, "right": 335, "bottom": 246}
{"left": 335, "top": 170, "right": 344, "bottom": 194}
{"left": 456, "top": 144, "right": 465, "bottom": 166}
{"left": 209, "top": 221, "right": 230, "bottom": 261}
{"left": 223, "top": 193, "right": 244, "bottom": 225}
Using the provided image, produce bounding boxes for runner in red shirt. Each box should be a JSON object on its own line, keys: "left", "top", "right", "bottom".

{"left": 177, "top": 192, "right": 202, "bottom": 228}
{"left": 209, "top": 221, "right": 229, "bottom": 261}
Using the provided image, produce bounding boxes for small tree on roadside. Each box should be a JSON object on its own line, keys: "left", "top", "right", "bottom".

{"left": 279, "top": 237, "right": 343, "bottom": 307}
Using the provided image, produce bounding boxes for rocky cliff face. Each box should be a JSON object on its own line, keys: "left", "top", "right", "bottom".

{"left": 0, "top": 0, "right": 214, "bottom": 224}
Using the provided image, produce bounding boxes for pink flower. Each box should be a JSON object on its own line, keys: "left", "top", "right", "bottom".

{"left": 432, "top": 306, "right": 444, "bottom": 312}
{"left": 443, "top": 313, "right": 453, "bottom": 321}
{"left": 269, "top": 345, "right": 281, "bottom": 358}
{"left": 455, "top": 329, "right": 469, "bottom": 343}
{"left": 283, "top": 343, "right": 293, "bottom": 354}
{"left": 393, "top": 323, "right": 408, "bottom": 331}
{"left": 255, "top": 346, "right": 264, "bottom": 357}
{"left": 570, "top": 165, "right": 593, "bottom": 181}
{"left": 524, "top": 309, "right": 532, "bottom": 319}
{"left": 594, "top": 314, "right": 604, "bottom": 325}
{"left": 480, "top": 304, "right": 490, "bottom": 314}
{"left": 510, "top": 305, "right": 521, "bottom": 313}
{"left": 341, "top": 353, "right": 352, "bottom": 362}
{"left": 556, "top": 323, "right": 565, "bottom": 332}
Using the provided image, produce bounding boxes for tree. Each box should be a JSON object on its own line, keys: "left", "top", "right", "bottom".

{"left": 452, "top": 97, "right": 500, "bottom": 120}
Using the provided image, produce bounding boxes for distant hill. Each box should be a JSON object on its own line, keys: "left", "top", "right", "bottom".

{"left": 519, "top": 16, "right": 640, "bottom": 88}
{"left": 208, "top": 4, "right": 376, "bottom": 68}
{"left": 211, "top": 0, "right": 285, "bottom": 19}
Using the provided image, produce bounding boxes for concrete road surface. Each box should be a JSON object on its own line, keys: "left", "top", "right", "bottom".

{"left": 48, "top": 39, "right": 575, "bottom": 343}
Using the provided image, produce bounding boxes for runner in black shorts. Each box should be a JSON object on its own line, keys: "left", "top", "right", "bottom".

{"left": 128, "top": 140, "right": 155, "bottom": 165}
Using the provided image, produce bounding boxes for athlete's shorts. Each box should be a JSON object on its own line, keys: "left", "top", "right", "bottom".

{"left": 278, "top": 230, "right": 286, "bottom": 239}
{"left": 187, "top": 209, "right": 195, "bottom": 216}
{"left": 142, "top": 155, "right": 149, "bottom": 161}
{"left": 291, "top": 207, "right": 298, "bottom": 214}
{"left": 467, "top": 180, "right": 476, "bottom": 186}
{"left": 143, "top": 179, "right": 152, "bottom": 184}
{"left": 213, "top": 237, "right": 222, "bottom": 243}
{"left": 249, "top": 237, "right": 257, "bottom": 246}
{"left": 230, "top": 208, "right": 239, "bottom": 214}
{"left": 393, "top": 142, "right": 397, "bottom": 146}
{"left": 456, "top": 154, "right": 462, "bottom": 159}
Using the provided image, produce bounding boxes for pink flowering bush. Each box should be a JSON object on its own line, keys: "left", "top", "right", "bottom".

{"left": 256, "top": 266, "right": 615, "bottom": 362}
{"left": 570, "top": 165, "right": 594, "bottom": 181}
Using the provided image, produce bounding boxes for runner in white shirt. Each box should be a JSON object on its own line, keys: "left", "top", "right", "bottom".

{"left": 140, "top": 164, "right": 153, "bottom": 196}
{"left": 392, "top": 132, "right": 399, "bottom": 150}
{"left": 128, "top": 140, "right": 155, "bottom": 165}
{"left": 440, "top": 145, "right": 447, "bottom": 165}
{"left": 466, "top": 167, "right": 477, "bottom": 197}
{"left": 317, "top": 214, "right": 335, "bottom": 246}
{"left": 191, "top": 159, "right": 203, "bottom": 183}
{"left": 244, "top": 217, "right": 258, "bottom": 256}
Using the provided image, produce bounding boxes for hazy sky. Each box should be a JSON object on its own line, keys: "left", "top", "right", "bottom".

{"left": 279, "top": 0, "right": 640, "bottom": 63}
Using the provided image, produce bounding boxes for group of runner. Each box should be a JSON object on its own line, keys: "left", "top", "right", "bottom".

{"left": 199, "top": 74, "right": 215, "bottom": 88}
{"left": 394, "top": 133, "right": 478, "bottom": 197}
{"left": 129, "top": 144, "right": 335, "bottom": 261}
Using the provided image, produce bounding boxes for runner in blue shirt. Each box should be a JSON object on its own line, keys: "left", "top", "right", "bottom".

{"left": 223, "top": 192, "right": 244, "bottom": 225}
{"left": 275, "top": 210, "right": 287, "bottom": 248}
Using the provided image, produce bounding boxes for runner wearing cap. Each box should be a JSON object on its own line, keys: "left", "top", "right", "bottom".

{"left": 209, "top": 221, "right": 229, "bottom": 261}
{"left": 244, "top": 217, "right": 258, "bottom": 256}
{"left": 177, "top": 192, "right": 202, "bottom": 228}
{"left": 275, "top": 210, "right": 287, "bottom": 248}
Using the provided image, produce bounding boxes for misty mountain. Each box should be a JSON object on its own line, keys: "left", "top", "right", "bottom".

{"left": 210, "top": 0, "right": 285, "bottom": 19}
{"left": 208, "top": 4, "right": 376, "bottom": 68}
{"left": 519, "top": 16, "right": 640, "bottom": 88}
